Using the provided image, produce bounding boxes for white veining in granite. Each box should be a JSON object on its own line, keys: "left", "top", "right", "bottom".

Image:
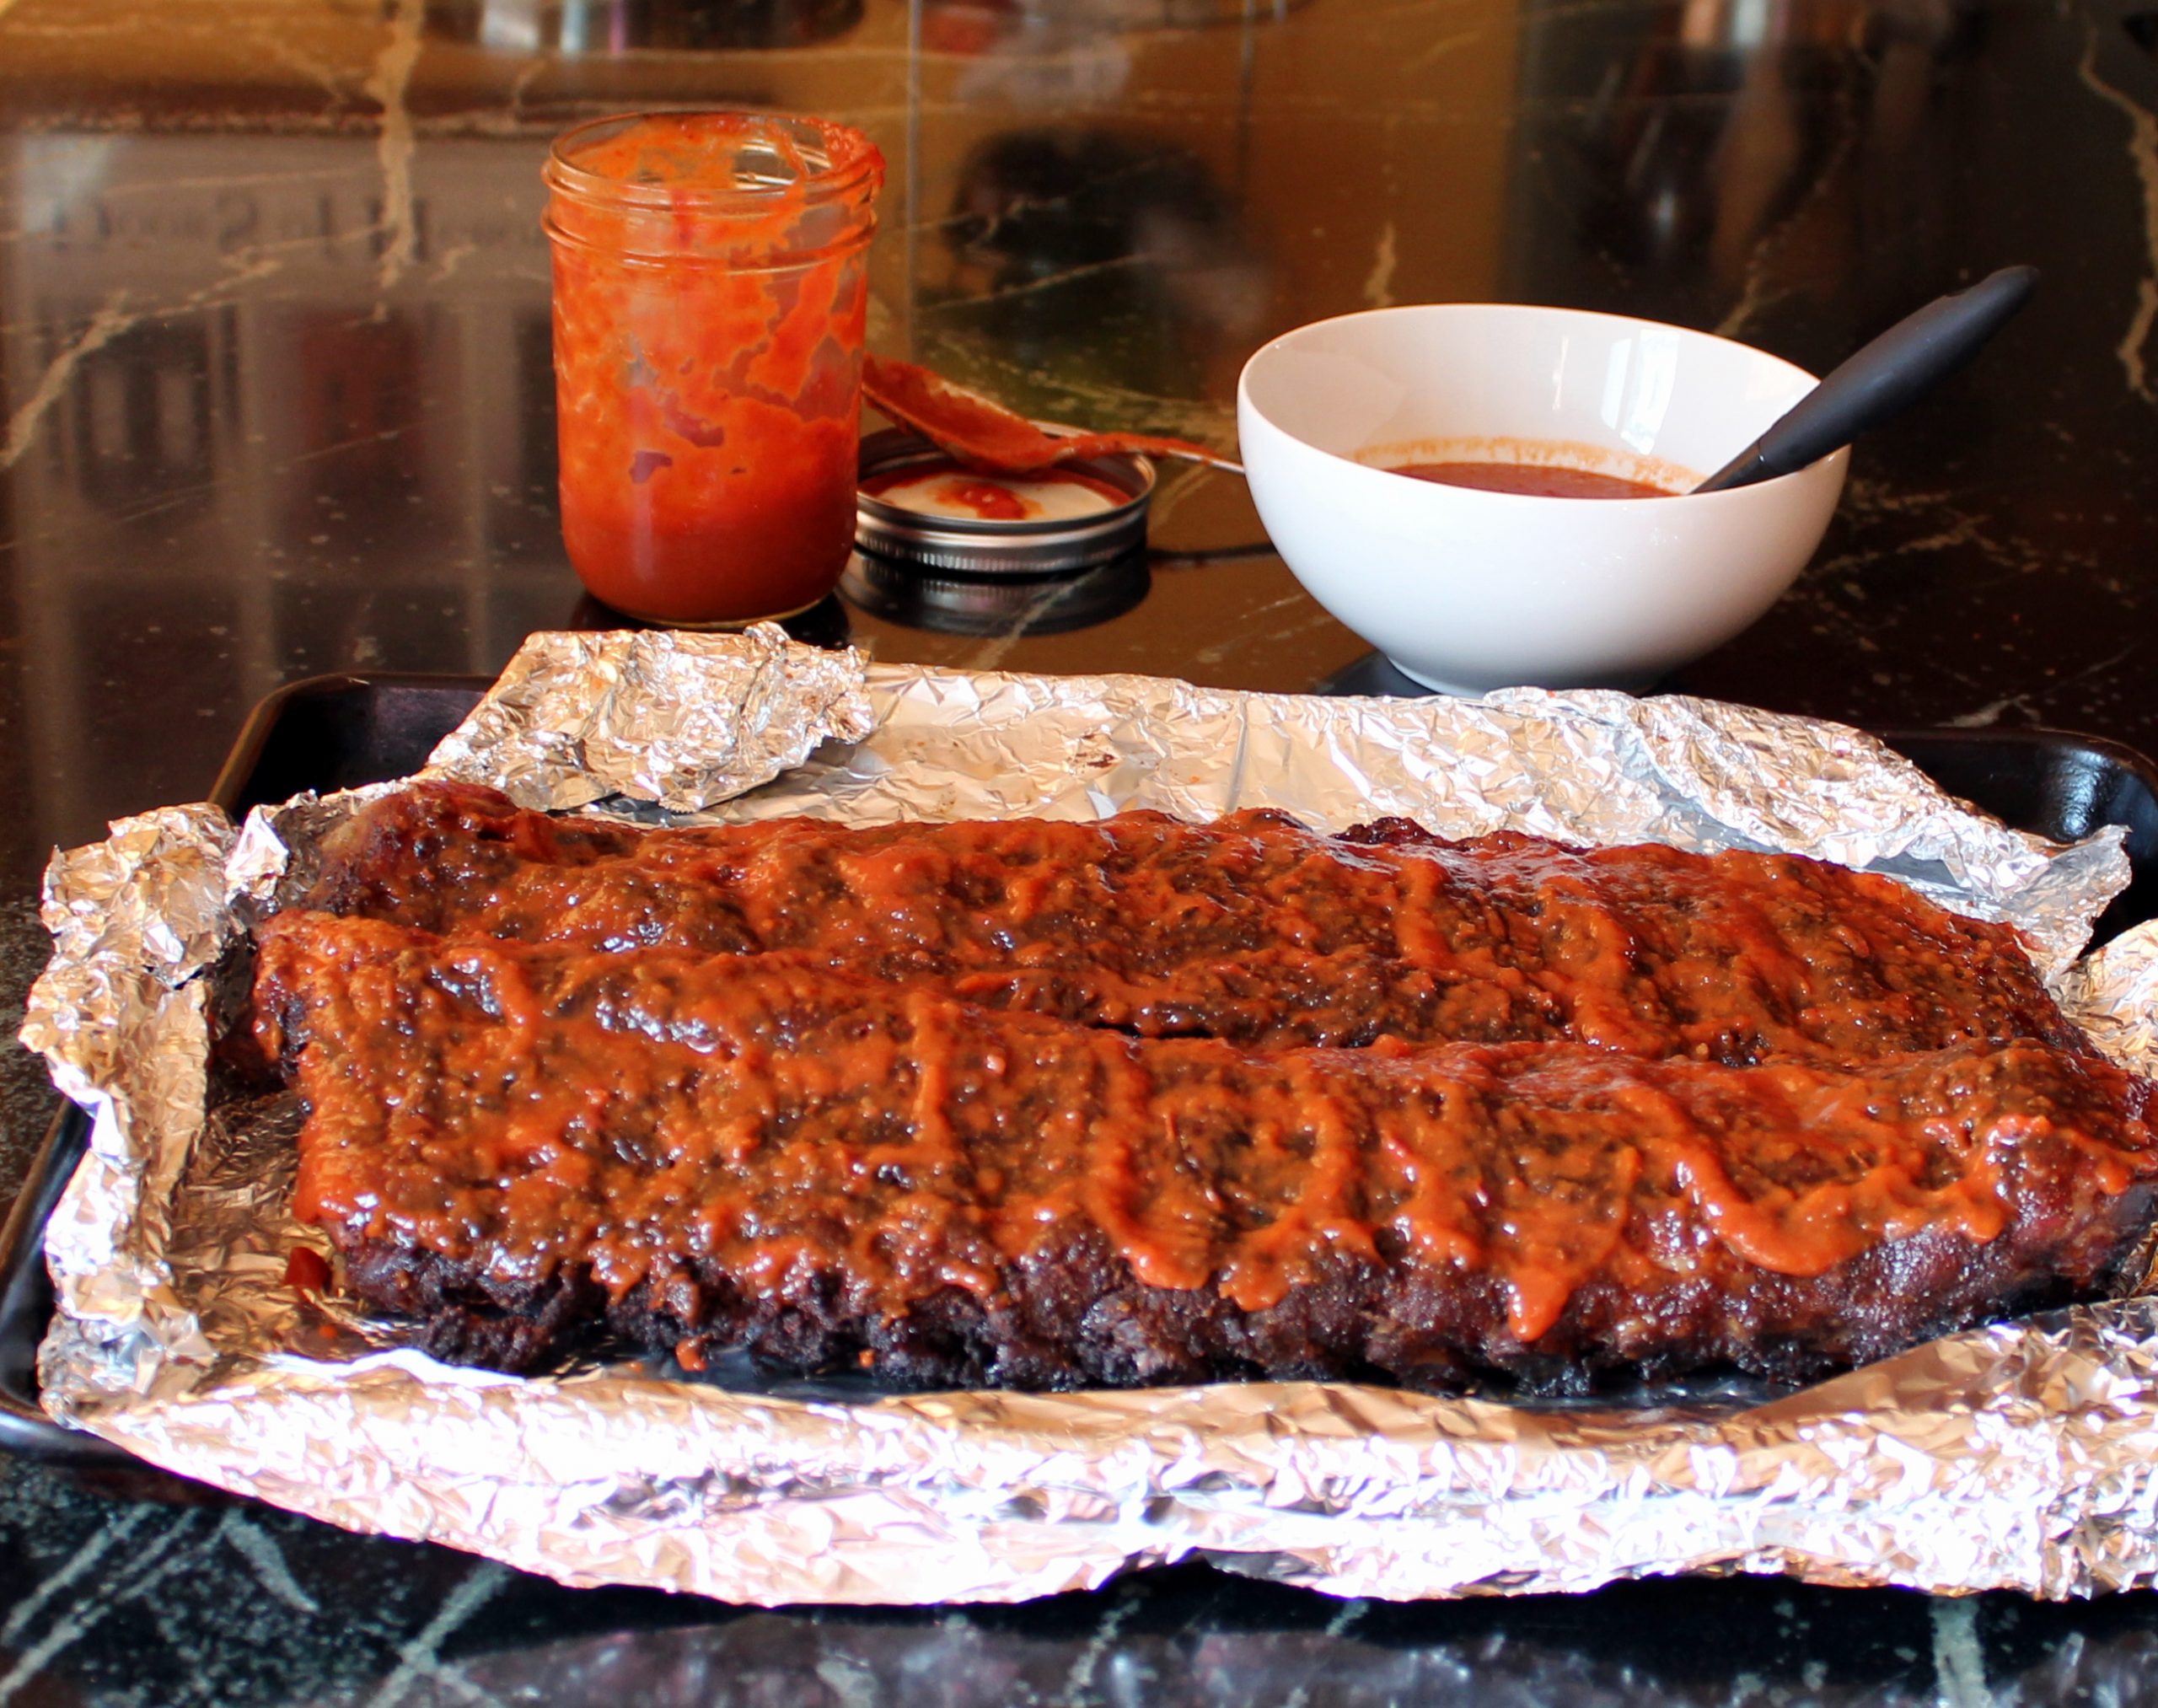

{"left": 2077, "top": 22, "right": 2158, "bottom": 405}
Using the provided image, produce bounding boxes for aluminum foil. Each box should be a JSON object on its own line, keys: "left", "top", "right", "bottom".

{"left": 424, "top": 625, "right": 878, "bottom": 813}
{"left": 23, "top": 626, "right": 2158, "bottom": 1605}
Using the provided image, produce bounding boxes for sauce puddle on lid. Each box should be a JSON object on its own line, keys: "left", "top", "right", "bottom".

{"left": 1389, "top": 460, "right": 1678, "bottom": 499}
{"left": 863, "top": 459, "right": 1130, "bottom": 523}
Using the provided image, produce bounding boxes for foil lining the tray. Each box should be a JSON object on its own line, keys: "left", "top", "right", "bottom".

{"left": 23, "top": 626, "right": 2158, "bottom": 1604}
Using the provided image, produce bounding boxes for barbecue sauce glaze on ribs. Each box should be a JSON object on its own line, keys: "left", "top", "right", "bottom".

{"left": 250, "top": 783, "right": 2158, "bottom": 1392}
{"left": 298, "top": 781, "right": 2081, "bottom": 1065}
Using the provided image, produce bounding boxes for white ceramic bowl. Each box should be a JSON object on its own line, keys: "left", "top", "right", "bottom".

{"left": 1237, "top": 303, "right": 1849, "bottom": 695}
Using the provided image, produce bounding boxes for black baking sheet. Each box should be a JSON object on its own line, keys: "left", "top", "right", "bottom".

{"left": 4, "top": 669, "right": 2156, "bottom": 1460}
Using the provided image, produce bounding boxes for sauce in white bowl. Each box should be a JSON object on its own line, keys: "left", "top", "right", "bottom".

{"left": 1237, "top": 304, "right": 1846, "bottom": 696}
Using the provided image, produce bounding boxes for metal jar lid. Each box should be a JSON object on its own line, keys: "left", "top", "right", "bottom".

{"left": 854, "top": 427, "right": 1155, "bottom": 577}
{"left": 840, "top": 549, "right": 1151, "bottom": 635}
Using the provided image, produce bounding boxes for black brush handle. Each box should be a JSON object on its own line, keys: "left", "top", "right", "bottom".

{"left": 1693, "top": 266, "right": 2038, "bottom": 494}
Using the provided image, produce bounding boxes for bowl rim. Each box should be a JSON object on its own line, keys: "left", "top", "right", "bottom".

{"left": 1235, "top": 301, "right": 1836, "bottom": 503}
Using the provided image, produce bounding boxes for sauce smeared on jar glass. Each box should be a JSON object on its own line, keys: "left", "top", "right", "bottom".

{"left": 544, "top": 112, "right": 884, "bottom": 626}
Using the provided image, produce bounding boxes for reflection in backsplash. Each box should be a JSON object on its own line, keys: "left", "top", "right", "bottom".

{"left": 927, "top": 126, "right": 1270, "bottom": 406}
{"left": 1, "top": 131, "right": 571, "bottom": 871}
{"left": 421, "top": 0, "right": 865, "bottom": 51}
{"left": 70, "top": 319, "right": 214, "bottom": 515}
{"left": 1505, "top": 0, "right": 1981, "bottom": 328}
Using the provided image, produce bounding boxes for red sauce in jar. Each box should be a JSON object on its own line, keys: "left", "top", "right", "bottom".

{"left": 545, "top": 114, "right": 884, "bottom": 626}
{"left": 1392, "top": 461, "right": 1676, "bottom": 499}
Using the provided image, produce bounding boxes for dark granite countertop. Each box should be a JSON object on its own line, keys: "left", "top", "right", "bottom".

{"left": 5, "top": 0, "right": 2158, "bottom": 1698}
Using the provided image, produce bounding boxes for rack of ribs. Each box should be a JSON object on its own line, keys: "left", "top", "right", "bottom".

{"left": 293, "top": 781, "right": 2082, "bottom": 1065}
{"left": 255, "top": 906, "right": 2158, "bottom": 1392}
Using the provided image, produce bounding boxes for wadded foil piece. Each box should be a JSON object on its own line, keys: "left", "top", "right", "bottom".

{"left": 22, "top": 628, "right": 2158, "bottom": 1604}
{"left": 422, "top": 624, "right": 877, "bottom": 812}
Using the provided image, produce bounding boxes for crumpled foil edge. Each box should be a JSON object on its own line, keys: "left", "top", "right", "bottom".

{"left": 37, "top": 1297, "right": 2158, "bottom": 1603}
{"left": 23, "top": 627, "right": 2158, "bottom": 1605}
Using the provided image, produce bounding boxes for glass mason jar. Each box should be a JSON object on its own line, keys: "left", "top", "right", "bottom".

{"left": 543, "top": 111, "right": 884, "bottom": 626}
